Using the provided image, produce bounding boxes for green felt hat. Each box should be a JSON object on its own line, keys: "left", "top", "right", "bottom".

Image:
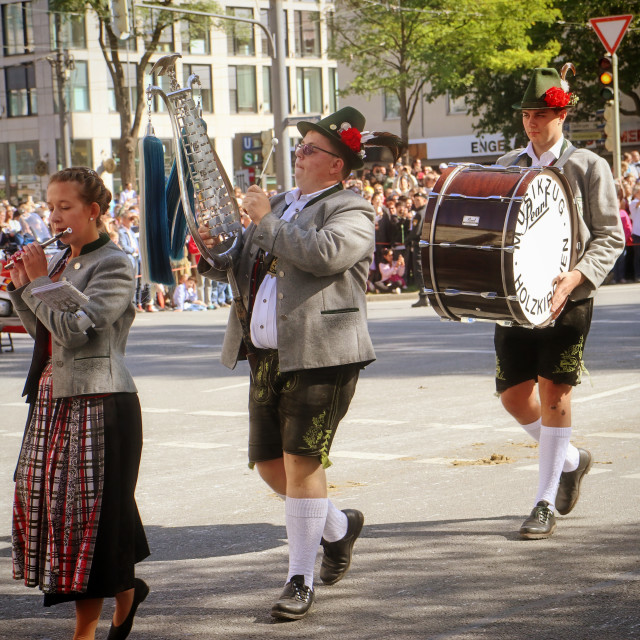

{"left": 297, "top": 106, "right": 366, "bottom": 169}
{"left": 513, "top": 67, "right": 577, "bottom": 110}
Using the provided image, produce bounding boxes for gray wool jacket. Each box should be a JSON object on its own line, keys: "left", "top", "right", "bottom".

{"left": 199, "top": 187, "right": 376, "bottom": 372}
{"left": 499, "top": 146, "right": 624, "bottom": 301}
{"left": 9, "top": 235, "right": 138, "bottom": 399}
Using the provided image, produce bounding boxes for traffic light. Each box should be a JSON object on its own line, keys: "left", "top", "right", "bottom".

{"left": 110, "top": 0, "right": 130, "bottom": 40}
{"left": 603, "top": 100, "right": 615, "bottom": 152}
{"left": 598, "top": 56, "right": 614, "bottom": 101}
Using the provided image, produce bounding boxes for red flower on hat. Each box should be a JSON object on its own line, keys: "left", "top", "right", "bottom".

{"left": 544, "top": 86, "right": 572, "bottom": 108}
{"left": 340, "top": 127, "right": 362, "bottom": 153}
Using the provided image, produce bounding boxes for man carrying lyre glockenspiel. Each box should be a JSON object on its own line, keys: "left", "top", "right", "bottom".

{"left": 198, "top": 107, "right": 402, "bottom": 619}
{"left": 495, "top": 66, "right": 623, "bottom": 539}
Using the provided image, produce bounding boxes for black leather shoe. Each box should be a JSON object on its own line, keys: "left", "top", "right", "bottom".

{"left": 106, "top": 578, "right": 149, "bottom": 639}
{"left": 320, "top": 509, "right": 364, "bottom": 585}
{"left": 412, "top": 297, "right": 429, "bottom": 308}
{"left": 555, "top": 448, "right": 592, "bottom": 515}
{"left": 271, "top": 575, "right": 314, "bottom": 620}
{"left": 519, "top": 500, "right": 556, "bottom": 540}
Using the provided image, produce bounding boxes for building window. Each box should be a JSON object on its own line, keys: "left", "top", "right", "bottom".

{"left": 229, "top": 66, "right": 257, "bottom": 114}
{"left": 181, "top": 21, "right": 210, "bottom": 55}
{"left": 259, "top": 8, "right": 271, "bottom": 57}
{"left": 296, "top": 67, "right": 322, "bottom": 114}
{"left": 227, "top": 7, "right": 255, "bottom": 56}
{"left": 447, "top": 93, "right": 468, "bottom": 115}
{"left": 384, "top": 91, "right": 400, "bottom": 120}
{"left": 66, "top": 61, "right": 90, "bottom": 112}
{"left": 9, "top": 140, "right": 39, "bottom": 178}
{"left": 141, "top": 11, "right": 174, "bottom": 52}
{"left": 5, "top": 65, "right": 37, "bottom": 117}
{"left": 262, "top": 66, "right": 272, "bottom": 113}
{"left": 57, "top": 139, "right": 93, "bottom": 168}
{"left": 294, "top": 11, "right": 320, "bottom": 58}
{"left": 328, "top": 67, "right": 338, "bottom": 113}
{"left": 108, "top": 64, "right": 138, "bottom": 112}
{"left": 51, "top": 12, "right": 86, "bottom": 49}
{"left": 2, "top": 2, "right": 34, "bottom": 55}
{"left": 183, "top": 64, "right": 213, "bottom": 112}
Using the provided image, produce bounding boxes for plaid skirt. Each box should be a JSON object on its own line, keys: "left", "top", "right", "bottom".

{"left": 12, "top": 363, "right": 149, "bottom": 600}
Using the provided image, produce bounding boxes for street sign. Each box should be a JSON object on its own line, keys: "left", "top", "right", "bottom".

{"left": 589, "top": 15, "right": 633, "bottom": 55}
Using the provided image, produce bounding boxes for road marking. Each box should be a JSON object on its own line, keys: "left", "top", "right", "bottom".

{"left": 449, "top": 424, "right": 494, "bottom": 430}
{"left": 187, "top": 410, "right": 248, "bottom": 417}
{"left": 622, "top": 473, "right": 640, "bottom": 479}
{"left": 202, "top": 381, "right": 250, "bottom": 393}
{"left": 496, "top": 427, "right": 526, "bottom": 433}
{"left": 0, "top": 402, "right": 27, "bottom": 407}
{"left": 517, "top": 463, "right": 611, "bottom": 475}
{"left": 590, "top": 431, "right": 640, "bottom": 440}
{"left": 1, "top": 432, "right": 24, "bottom": 437}
{"left": 331, "top": 451, "right": 406, "bottom": 461}
{"left": 156, "top": 441, "right": 230, "bottom": 450}
{"left": 574, "top": 383, "right": 640, "bottom": 404}
{"left": 142, "top": 408, "right": 179, "bottom": 414}
{"left": 342, "top": 418, "right": 407, "bottom": 425}
{"left": 416, "top": 457, "right": 475, "bottom": 465}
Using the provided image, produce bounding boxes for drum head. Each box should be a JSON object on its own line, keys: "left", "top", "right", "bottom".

{"left": 508, "top": 169, "right": 574, "bottom": 326}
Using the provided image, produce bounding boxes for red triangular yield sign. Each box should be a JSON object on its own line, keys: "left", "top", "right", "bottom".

{"left": 589, "top": 14, "right": 633, "bottom": 55}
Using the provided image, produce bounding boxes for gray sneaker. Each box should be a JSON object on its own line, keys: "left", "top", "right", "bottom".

{"left": 555, "top": 449, "right": 592, "bottom": 515}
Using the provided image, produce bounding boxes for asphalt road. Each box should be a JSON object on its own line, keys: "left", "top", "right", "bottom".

{"left": 0, "top": 284, "right": 639, "bottom": 640}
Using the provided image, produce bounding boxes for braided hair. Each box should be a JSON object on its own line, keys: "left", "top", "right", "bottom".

{"left": 48, "top": 167, "right": 113, "bottom": 231}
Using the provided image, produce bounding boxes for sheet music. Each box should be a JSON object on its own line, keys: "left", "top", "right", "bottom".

{"left": 30, "top": 280, "right": 90, "bottom": 312}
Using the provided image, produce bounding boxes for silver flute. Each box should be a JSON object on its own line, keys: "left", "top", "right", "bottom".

{"left": 5, "top": 227, "right": 72, "bottom": 269}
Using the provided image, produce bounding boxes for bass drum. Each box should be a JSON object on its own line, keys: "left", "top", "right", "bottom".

{"left": 420, "top": 163, "right": 578, "bottom": 327}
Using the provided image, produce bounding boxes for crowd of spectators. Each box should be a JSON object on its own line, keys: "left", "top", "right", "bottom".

{"left": 2, "top": 151, "right": 639, "bottom": 307}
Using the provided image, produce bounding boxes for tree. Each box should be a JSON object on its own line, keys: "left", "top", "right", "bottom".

{"left": 463, "top": 0, "right": 640, "bottom": 148}
{"left": 329, "top": 0, "right": 559, "bottom": 153}
{"left": 49, "top": 0, "right": 221, "bottom": 185}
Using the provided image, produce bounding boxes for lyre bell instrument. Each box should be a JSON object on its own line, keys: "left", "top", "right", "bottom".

{"left": 146, "top": 53, "right": 243, "bottom": 271}
{"left": 5, "top": 228, "right": 73, "bottom": 269}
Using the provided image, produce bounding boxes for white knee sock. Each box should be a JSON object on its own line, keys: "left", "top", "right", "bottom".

{"left": 521, "top": 418, "right": 580, "bottom": 473}
{"left": 285, "top": 497, "right": 328, "bottom": 588}
{"left": 535, "top": 425, "right": 572, "bottom": 510}
{"left": 322, "top": 500, "right": 348, "bottom": 543}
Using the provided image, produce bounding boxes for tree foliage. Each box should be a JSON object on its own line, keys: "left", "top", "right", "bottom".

{"left": 49, "top": 0, "right": 221, "bottom": 184}
{"left": 330, "top": 0, "right": 559, "bottom": 149}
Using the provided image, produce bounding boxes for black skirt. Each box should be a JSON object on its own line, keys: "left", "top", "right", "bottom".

{"left": 43, "top": 392, "right": 150, "bottom": 606}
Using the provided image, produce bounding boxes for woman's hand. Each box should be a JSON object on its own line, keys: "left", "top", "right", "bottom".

{"left": 18, "top": 242, "right": 48, "bottom": 281}
{"left": 9, "top": 253, "right": 30, "bottom": 288}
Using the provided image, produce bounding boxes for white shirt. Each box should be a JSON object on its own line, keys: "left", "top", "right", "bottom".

{"left": 250, "top": 184, "right": 337, "bottom": 349}
{"left": 521, "top": 137, "right": 565, "bottom": 167}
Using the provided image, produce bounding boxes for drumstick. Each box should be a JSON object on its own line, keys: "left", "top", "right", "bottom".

{"left": 258, "top": 138, "right": 278, "bottom": 190}
{"left": 5, "top": 227, "right": 72, "bottom": 269}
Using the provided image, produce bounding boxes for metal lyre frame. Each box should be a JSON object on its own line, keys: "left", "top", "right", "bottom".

{"left": 146, "top": 53, "right": 257, "bottom": 371}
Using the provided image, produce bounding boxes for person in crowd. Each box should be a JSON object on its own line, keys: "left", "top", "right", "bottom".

{"left": 374, "top": 247, "right": 406, "bottom": 293}
{"left": 612, "top": 185, "right": 633, "bottom": 284}
{"left": 408, "top": 190, "right": 429, "bottom": 307}
{"left": 119, "top": 182, "right": 137, "bottom": 206}
{"left": 629, "top": 184, "right": 640, "bottom": 281}
{"left": 494, "top": 67, "right": 623, "bottom": 539}
{"left": 24, "top": 205, "right": 52, "bottom": 243}
{"left": 197, "top": 106, "right": 402, "bottom": 621}
{"left": 173, "top": 274, "right": 207, "bottom": 311}
{"left": 7, "top": 167, "right": 149, "bottom": 640}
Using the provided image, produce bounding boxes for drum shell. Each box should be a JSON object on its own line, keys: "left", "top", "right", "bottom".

{"left": 421, "top": 164, "right": 577, "bottom": 326}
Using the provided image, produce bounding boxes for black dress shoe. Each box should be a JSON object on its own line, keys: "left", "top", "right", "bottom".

{"left": 106, "top": 578, "right": 149, "bottom": 640}
{"left": 519, "top": 500, "right": 556, "bottom": 540}
{"left": 412, "top": 297, "right": 429, "bottom": 308}
{"left": 320, "top": 509, "right": 364, "bottom": 585}
{"left": 271, "top": 575, "right": 314, "bottom": 620}
{"left": 555, "top": 448, "right": 592, "bottom": 515}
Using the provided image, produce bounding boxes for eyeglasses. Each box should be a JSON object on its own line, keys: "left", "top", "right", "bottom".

{"left": 295, "top": 142, "right": 340, "bottom": 159}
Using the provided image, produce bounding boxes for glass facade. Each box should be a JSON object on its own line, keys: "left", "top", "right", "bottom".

{"left": 2, "top": 2, "right": 34, "bottom": 56}
{"left": 183, "top": 64, "right": 213, "bottom": 113}
{"left": 296, "top": 67, "right": 322, "bottom": 114}
{"left": 227, "top": 7, "right": 255, "bottom": 56}
{"left": 5, "top": 65, "right": 37, "bottom": 117}
{"left": 229, "top": 66, "right": 257, "bottom": 113}
{"left": 294, "top": 11, "right": 320, "bottom": 58}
